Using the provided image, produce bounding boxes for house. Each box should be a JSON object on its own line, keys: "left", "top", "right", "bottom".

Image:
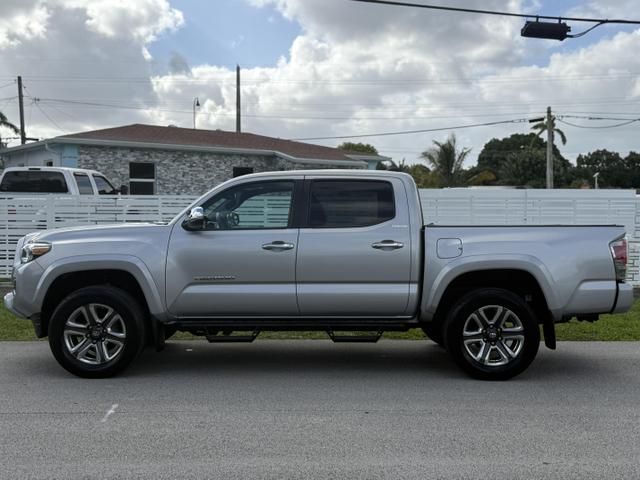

{"left": 0, "top": 124, "right": 383, "bottom": 195}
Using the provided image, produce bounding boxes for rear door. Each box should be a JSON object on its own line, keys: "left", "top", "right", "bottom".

{"left": 296, "top": 177, "right": 412, "bottom": 316}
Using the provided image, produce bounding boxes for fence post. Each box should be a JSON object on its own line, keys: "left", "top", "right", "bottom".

{"left": 46, "top": 196, "right": 55, "bottom": 229}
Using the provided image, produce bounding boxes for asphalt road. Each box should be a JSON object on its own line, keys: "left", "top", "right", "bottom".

{"left": 1, "top": 340, "right": 640, "bottom": 480}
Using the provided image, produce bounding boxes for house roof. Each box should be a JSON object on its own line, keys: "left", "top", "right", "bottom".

{"left": 0, "top": 124, "right": 369, "bottom": 167}
{"left": 65, "top": 124, "right": 352, "bottom": 161}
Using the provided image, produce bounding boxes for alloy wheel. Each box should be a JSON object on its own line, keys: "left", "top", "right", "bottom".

{"left": 63, "top": 303, "right": 127, "bottom": 365}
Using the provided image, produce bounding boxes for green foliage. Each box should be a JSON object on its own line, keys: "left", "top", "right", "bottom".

{"left": 498, "top": 148, "right": 573, "bottom": 188}
{"left": 420, "top": 134, "right": 471, "bottom": 187}
{"left": 574, "top": 149, "right": 637, "bottom": 188}
{"left": 337, "top": 142, "right": 378, "bottom": 154}
{"left": 477, "top": 133, "right": 566, "bottom": 184}
{"left": 531, "top": 116, "right": 567, "bottom": 145}
{"left": 0, "top": 110, "right": 20, "bottom": 148}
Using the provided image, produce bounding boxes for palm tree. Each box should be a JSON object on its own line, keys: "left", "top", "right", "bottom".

{"left": 0, "top": 110, "right": 20, "bottom": 148}
{"left": 531, "top": 116, "right": 567, "bottom": 145}
{"left": 420, "top": 134, "right": 471, "bottom": 187}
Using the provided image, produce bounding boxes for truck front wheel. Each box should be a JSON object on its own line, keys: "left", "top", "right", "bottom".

{"left": 48, "top": 286, "right": 146, "bottom": 378}
{"left": 443, "top": 288, "right": 540, "bottom": 380}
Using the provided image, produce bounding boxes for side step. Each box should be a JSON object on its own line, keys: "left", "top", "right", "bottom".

{"left": 205, "top": 330, "right": 260, "bottom": 343}
{"left": 326, "top": 330, "right": 384, "bottom": 343}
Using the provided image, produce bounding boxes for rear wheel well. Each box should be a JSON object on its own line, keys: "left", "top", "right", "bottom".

{"left": 431, "top": 269, "right": 551, "bottom": 327}
{"left": 40, "top": 270, "right": 150, "bottom": 337}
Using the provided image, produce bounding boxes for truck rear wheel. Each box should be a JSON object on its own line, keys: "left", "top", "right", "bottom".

{"left": 48, "top": 286, "right": 146, "bottom": 378}
{"left": 443, "top": 288, "right": 540, "bottom": 380}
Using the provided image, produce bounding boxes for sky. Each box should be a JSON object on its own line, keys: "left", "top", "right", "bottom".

{"left": 0, "top": 0, "right": 639, "bottom": 166}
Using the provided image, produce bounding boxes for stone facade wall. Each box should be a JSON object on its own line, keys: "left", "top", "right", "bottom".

{"left": 77, "top": 145, "right": 359, "bottom": 195}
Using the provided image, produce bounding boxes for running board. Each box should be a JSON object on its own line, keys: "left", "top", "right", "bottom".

{"left": 205, "top": 330, "right": 260, "bottom": 343}
{"left": 326, "top": 330, "right": 384, "bottom": 343}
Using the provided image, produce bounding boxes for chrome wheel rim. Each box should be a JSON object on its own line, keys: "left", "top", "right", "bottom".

{"left": 462, "top": 305, "right": 525, "bottom": 367}
{"left": 63, "top": 304, "right": 126, "bottom": 365}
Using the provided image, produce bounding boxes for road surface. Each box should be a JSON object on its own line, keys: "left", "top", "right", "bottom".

{"left": 1, "top": 340, "right": 639, "bottom": 479}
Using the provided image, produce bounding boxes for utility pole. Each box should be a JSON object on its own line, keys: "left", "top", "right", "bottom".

{"left": 546, "top": 106, "right": 554, "bottom": 189}
{"left": 192, "top": 97, "right": 200, "bottom": 129}
{"left": 236, "top": 65, "right": 241, "bottom": 133}
{"left": 17, "top": 76, "right": 26, "bottom": 145}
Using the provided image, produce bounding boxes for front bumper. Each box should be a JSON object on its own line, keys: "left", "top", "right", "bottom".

{"left": 612, "top": 283, "right": 634, "bottom": 314}
{"left": 4, "top": 291, "right": 27, "bottom": 319}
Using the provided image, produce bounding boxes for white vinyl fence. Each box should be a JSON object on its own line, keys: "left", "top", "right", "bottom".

{"left": 1, "top": 190, "right": 640, "bottom": 285}
{"left": 419, "top": 189, "right": 639, "bottom": 284}
{"left": 0, "top": 195, "right": 197, "bottom": 276}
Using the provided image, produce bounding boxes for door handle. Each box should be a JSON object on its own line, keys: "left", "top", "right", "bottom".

{"left": 372, "top": 240, "right": 404, "bottom": 250}
{"left": 262, "top": 241, "right": 295, "bottom": 251}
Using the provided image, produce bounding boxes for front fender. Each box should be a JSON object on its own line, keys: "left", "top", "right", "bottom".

{"left": 34, "top": 254, "right": 166, "bottom": 318}
{"left": 421, "top": 254, "right": 559, "bottom": 320}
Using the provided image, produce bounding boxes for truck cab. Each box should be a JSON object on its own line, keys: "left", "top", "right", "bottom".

{"left": 0, "top": 166, "right": 121, "bottom": 195}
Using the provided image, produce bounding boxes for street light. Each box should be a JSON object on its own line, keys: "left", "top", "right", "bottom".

{"left": 521, "top": 20, "right": 571, "bottom": 41}
{"left": 593, "top": 172, "right": 600, "bottom": 190}
{"left": 193, "top": 97, "right": 200, "bottom": 129}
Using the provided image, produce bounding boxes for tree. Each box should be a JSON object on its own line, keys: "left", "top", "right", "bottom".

{"left": 575, "top": 150, "right": 628, "bottom": 188}
{"left": 0, "top": 110, "right": 19, "bottom": 148}
{"left": 499, "top": 147, "right": 573, "bottom": 188}
{"left": 499, "top": 149, "right": 547, "bottom": 188}
{"left": 477, "top": 133, "right": 546, "bottom": 177}
{"left": 478, "top": 133, "right": 571, "bottom": 185}
{"left": 337, "top": 142, "right": 378, "bottom": 154}
{"left": 420, "top": 134, "right": 471, "bottom": 187}
{"left": 531, "top": 116, "right": 567, "bottom": 145}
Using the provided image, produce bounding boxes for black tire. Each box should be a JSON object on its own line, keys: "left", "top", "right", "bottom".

{"left": 48, "top": 286, "right": 146, "bottom": 378}
{"left": 421, "top": 322, "right": 444, "bottom": 346}
{"left": 443, "top": 288, "right": 540, "bottom": 381}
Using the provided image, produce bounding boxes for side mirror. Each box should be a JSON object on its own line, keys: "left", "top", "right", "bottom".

{"left": 182, "top": 206, "right": 206, "bottom": 231}
{"left": 118, "top": 184, "right": 129, "bottom": 195}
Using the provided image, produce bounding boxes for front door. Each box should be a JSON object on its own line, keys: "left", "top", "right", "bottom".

{"left": 166, "top": 179, "right": 300, "bottom": 317}
{"left": 296, "top": 177, "right": 412, "bottom": 316}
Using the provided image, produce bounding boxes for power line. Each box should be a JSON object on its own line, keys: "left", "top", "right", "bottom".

{"left": 350, "top": 0, "right": 640, "bottom": 25}
{"left": 3, "top": 71, "right": 640, "bottom": 86}
{"left": 293, "top": 118, "right": 530, "bottom": 141}
{"left": 557, "top": 118, "right": 640, "bottom": 129}
{"left": 23, "top": 84, "right": 64, "bottom": 132}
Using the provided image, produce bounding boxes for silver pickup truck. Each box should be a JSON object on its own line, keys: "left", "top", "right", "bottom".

{"left": 4, "top": 170, "right": 633, "bottom": 380}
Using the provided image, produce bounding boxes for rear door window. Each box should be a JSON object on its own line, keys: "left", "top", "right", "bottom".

{"left": 74, "top": 173, "right": 94, "bottom": 195}
{"left": 0, "top": 171, "right": 68, "bottom": 193}
{"left": 307, "top": 180, "right": 395, "bottom": 228}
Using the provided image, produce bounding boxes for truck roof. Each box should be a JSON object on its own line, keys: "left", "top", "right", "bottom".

{"left": 236, "top": 169, "right": 413, "bottom": 181}
{"left": 1, "top": 166, "right": 105, "bottom": 176}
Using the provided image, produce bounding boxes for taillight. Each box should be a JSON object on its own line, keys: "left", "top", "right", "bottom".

{"left": 610, "top": 237, "right": 627, "bottom": 282}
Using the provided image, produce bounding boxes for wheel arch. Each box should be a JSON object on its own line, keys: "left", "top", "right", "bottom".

{"left": 35, "top": 256, "right": 164, "bottom": 337}
{"left": 423, "top": 263, "right": 556, "bottom": 349}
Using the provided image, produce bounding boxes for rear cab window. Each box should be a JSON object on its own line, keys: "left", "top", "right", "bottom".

{"left": 307, "top": 180, "right": 395, "bottom": 228}
{"left": 0, "top": 170, "right": 68, "bottom": 193}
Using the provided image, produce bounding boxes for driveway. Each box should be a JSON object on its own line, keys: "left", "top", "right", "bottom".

{"left": 1, "top": 340, "right": 639, "bottom": 479}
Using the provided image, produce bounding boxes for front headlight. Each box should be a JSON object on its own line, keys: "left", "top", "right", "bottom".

{"left": 20, "top": 242, "right": 51, "bottom": 264}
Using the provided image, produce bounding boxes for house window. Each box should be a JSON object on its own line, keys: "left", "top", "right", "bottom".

{"left": 129, "top": 162, "right": 155, "bottom": 195}
{"left": 233, "top": 167, "right": 254, "bottom": 178}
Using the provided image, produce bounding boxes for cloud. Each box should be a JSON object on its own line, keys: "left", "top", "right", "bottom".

{"left": 168, "top": 51, "right": 191, "bottom": 75}
{"left": 0, "top": 1, "right": 50, "bottom": 49}
{"left": 0, "top": 0, "right": 184, "bottom": 139}
{"left": 2, "top": 0, "right": 639, "bottom": 167}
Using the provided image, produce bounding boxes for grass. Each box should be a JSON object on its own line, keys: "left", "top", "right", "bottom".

{"left": 2, "top": 301, "right": 640, "bottom": 342}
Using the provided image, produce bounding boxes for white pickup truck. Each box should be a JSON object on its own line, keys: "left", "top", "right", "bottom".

{"left": 4, "top": 170, "right": 633, "bottom": 380}
{"left": 0, "top": 167, "right": 123, "bottom": 195}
